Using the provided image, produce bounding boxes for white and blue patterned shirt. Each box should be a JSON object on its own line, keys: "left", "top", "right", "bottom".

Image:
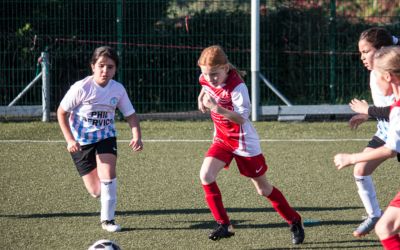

{"left": 60, "top": 76, "right": 135, "bottom": 145}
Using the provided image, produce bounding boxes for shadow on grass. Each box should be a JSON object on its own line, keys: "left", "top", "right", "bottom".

{"left": 255, "top": 243, "right": 382, "bottom": 250}
{"left": 0, "top": 205, "right": 362, "bottom": 219}
{"left": 121, "top": 219, "right": 364, "bottom": 230}
{"left": 118, "top": 222, "right": 382, "bottom": 250}
{"left": 255, "top": 239, "right": 382, "bottom": 249}
{"left": 1, "top": 206, "right": 381, "bottom": 249}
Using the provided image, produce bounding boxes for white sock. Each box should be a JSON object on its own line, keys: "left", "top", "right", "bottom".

{"left": 100, "top": 178, "right": 117, "bottom": 222}
{"left": 354, "top": 175, "right": 381, "bottom": 218}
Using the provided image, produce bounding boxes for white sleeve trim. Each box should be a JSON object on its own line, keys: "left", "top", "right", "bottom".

{"left": 59, "top": 84, "right": 83, "bottom": 112}
{"left": 116, "top": 83, "right": 136, "bottom": 117}
{"left": 385, "top": 107, "right": 400, "bottom": 152}
{"left": 232, "top": 83, "right": 251, "bottom": 119}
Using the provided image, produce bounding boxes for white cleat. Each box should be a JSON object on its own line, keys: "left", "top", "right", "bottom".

{"left": 353, "top": 216, "right": 380, "bottom": 237}
{"left": 101, "top": 220, "right": 121, "bottom": 232}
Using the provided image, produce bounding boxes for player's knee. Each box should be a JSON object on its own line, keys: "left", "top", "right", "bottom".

{"left": 353, "top": 164, "right": 366, "bottom": 176}
{"left": 87, "top": 187, "right": 101, "bottom": 198}
{"left": 255, "top": 188, "right": 264, "bottom": 196}
{"left": 89, "top": 191, "right": 101, "bottom": 198}
{"left": 199, "top": 170, "right": 215, "bottom": 184}
{"left": 255, "top": 187, "right": 270, "bottom": 197}
{"left": 199, "top": 173, "right": 208, "bottom": 183}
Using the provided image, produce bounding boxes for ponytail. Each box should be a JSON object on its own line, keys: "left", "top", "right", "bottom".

{"left": 228, "top": 63, "right": 246, "bottom": 79}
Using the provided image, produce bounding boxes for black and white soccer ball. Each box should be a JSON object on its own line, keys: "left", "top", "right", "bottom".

{"left": 88, "top": 239, "right": 121, "bottom": 250}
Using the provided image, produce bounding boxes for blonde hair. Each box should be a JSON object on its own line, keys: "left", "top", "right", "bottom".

{"left": 374, "top": 46, "right": 400, "bottom": 78}
{"left": 198, "top": 45, "right": 246, "bottom": 78}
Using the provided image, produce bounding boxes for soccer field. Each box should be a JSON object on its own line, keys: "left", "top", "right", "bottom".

{"left": 0, "top": 121, "right": 398, "bottom": 249}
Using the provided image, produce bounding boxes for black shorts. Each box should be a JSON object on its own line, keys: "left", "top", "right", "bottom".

{"left": 367, "top": 136, "right": 400, "bottom": 162}
{"left": 70, "top": 137, "right": 117, "bottom": 177}
{"left": 366, "top": 136, "right": 385, "bottom": 149}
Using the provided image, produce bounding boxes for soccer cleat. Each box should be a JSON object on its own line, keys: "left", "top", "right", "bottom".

{"left": 101, "top": 220, "right": 121, "bottom": 232}
{"left": 208, "top": 224, "right": 235, "bottom": 241}
{"left": 353, "top": 216, "right": 380, "bottom": 237}
{"left": 290, "top": 221, "right": 305, "bottom": 244}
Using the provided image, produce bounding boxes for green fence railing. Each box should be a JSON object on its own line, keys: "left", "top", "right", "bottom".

{"left": 1, "top": 0, "right": 399, "bottom": 116}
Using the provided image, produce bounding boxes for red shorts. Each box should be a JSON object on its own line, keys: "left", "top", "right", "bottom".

{"left": 206, "top": 140, "right": 268, "bottom": 178}
{"left": 389, "top": 191, "right": 400, "bottom": 208}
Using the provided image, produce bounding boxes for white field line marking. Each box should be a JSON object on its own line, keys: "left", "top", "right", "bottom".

{"left": 0, "top": 138, "right": 369, "bottom": 143}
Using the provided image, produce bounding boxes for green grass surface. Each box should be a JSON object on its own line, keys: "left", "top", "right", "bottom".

{"left": 1, "top": 121, "right": 399, "bottom": 249}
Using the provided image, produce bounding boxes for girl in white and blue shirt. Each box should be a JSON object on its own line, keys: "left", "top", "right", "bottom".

{"left": 58, "top": 46, "right": 143, "bottom": 232}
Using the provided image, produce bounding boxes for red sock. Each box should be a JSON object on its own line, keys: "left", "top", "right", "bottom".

{"left": 381, "top": 234, "right": 400, "bottom": 250}
{"left": 202, "top": 182, "right": 230, "bottom": 225}
{"left": 267, "top": 187, "right": 301, "bottom": 224}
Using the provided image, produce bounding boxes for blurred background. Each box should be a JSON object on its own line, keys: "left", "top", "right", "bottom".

{"left": 1, "top": 0, "right": 399, "bottom": 118}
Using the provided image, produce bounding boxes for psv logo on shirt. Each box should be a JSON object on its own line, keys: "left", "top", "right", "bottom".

{"left": 110, "top": 97, "right": 118, "bottom": 106}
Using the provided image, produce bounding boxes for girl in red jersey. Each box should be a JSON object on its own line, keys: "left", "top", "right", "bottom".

{"left": 334, "top": 46, "right": 400, "bottom": 250}
{"left": 197, "top": 45, "right": 304, "bottom": 244}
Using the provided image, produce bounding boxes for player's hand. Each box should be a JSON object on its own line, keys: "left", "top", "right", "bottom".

{"left": 67, "top": 139, "right": 81, "bottom": 153}
{"left": 129, "top": 138, "right": 143, "bottom": 152}
{"left": 350, "top": 99, "right": 369, "bottom": 114}
{"left": 202, "top": 93, "right": 217, "bottom": 111}
{"left": 334, "top": 153, "right": 353, "bottom": 170}
{"left": 198, "top": 97, "right": 208, "bottom": 113}
{"left": 349, "top": 114, "right": 369, "bottom": 129}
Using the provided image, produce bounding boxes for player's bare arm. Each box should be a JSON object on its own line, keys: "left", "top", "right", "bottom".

{"left": 197, "top": 88, "right": 207, "bottom": 113}
{"left": 202, "top": 93, "right": 245, "bottom": 124}
{"left": 57, "top": 106, "right": 81, "bottom": 153}
{"left": 126, "top": 113, "right": 143, "bottom": 152}
{"left": 334, "top": 146, "right": 396, "bottom": 169}
{"left": 350, "top": 98, "right": 369, "bottom": 114}
{"left": 349, "top": 114, "right": 369, "bottom": 129}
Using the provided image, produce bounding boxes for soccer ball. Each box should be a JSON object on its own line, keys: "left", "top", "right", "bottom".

{"left": 88, "top": 239, "right": 121, "bottom": 250}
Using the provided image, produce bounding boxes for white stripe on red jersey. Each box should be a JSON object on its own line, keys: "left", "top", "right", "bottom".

{"left": 385, "top": 99, "right": 400, "bottom": 152}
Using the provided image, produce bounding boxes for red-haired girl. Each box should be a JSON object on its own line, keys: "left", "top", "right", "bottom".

{"left": 197, "top": 45, "right": 304, "bottom": 244}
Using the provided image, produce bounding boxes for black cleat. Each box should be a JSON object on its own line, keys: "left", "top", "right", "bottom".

{"left": 208, "top": 224, "right": 235, "bottom": 241}
{"left": 290, "top": 221, "right": 305, "bottom": 244}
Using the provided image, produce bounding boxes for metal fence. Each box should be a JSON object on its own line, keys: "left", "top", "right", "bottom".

{"left": 1, "top": 0, "right": 399, "bottom": 118}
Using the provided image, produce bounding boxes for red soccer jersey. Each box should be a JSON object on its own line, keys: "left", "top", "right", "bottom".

{"left": 199, "top": 70, "right": 261, "bottom": 157}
